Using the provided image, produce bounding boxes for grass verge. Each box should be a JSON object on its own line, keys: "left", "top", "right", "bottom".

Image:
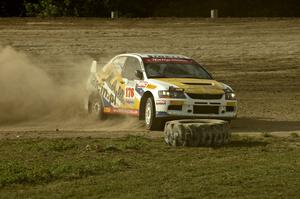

{"left": 0, "top": 135, "right": 299, "bottom": 198}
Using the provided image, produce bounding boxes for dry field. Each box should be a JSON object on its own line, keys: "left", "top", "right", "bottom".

{"left": 0, "top": 18, "right": 299, "bottom": 138}
{"left": 0, "top": 18, "right": 300, "bottom": 198}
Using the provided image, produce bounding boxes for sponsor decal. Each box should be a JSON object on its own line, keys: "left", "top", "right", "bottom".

{"left": 143, "top": 58, "right": 195, "bottom": 64}
{"left": 156, "top": 100, "right": 166, "bottom": 105}
{"left": 135, "top": 84, "right": 145, "bottom": 96}
{"left": 125, "top": 87, "right": 135, "bottom": 98}
{"left": 125, "top": 99, "right": 134, "bottom": 105}
{"left": 146, "top": 84, "right": 157, "bottom": 89}
{"left": 102, "top": 97, "right": 111, "bottom": 107}
{"left": 99, "top": 73, "right": 125, "bottom": 106}
{"left": 137, "top": 81, "right": 148, "bottom": 88}
{"left": 99, "top": 85, "right": 117, "bottom": 106}
{"left": 104, "top": 107, "right": 139, "bottom": 115}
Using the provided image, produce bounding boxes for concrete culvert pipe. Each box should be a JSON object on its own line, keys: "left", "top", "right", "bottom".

{"left": 164, "top": 119, "right": 230, "bottom": 147}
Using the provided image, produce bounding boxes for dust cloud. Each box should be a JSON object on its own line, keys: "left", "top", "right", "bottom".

{"left": 0, "top": 46, "right": 88, "bottom": 125}
{"left": 0, "top": 46, "right": 144, "bottom": 131}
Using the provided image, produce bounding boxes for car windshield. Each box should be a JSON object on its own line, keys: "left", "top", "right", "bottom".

{"left": 143, "top": 58, "right": 212, "bottom": 79}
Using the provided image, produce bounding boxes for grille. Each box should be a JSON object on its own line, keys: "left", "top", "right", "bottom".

{"left": 226, "top": 106, "right": 235, "bottom": 112}
{"left": 193, "top": 106, "right": 219, "bottom": 114}
{"left": 187, "top": 93, "right": 223, "bottom": 100}
{"left": 168, "top": 105, "right": 182, "bottom": 111}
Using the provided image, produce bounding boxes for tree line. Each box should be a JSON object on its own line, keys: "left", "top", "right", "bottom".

{"left": 1, "top": 0, "right": 299, "bottom": 17}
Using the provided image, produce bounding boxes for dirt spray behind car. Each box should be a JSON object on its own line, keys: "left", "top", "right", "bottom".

{"left": 0, "top": 46, "right": 88, "bottom": 124}
{"left": 0, "top": 46, "right": 144, "bottom": 131}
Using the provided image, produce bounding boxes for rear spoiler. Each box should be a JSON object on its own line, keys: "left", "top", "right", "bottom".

{"left": 90, "top": 60, "right": 97, "bottom": 73}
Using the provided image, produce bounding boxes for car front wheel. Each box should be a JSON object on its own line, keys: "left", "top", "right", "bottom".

{"left": 145, "top": 97, "right": 164, "bottom": 130}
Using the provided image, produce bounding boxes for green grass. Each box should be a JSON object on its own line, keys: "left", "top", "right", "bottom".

{"left": 262, "top": 132, "right": 273, "bottom": 137}
{"left": 0, "top": 135, "right": 299, "bottom": 199}
{"left": 290, "top": 132, "right": 299, "bottom": 138}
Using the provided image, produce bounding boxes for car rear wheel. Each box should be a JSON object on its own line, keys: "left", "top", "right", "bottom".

{"left": 88, "top": 93, "right": 106, "bottom": 120}
{"left": 145, "top": 97, "right": 164, "bottom": 130}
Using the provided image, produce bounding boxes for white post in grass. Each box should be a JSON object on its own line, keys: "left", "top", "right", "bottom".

{"left": 211, "top": 9, "right": 218, "bottom": 19}
{"left": 111, "top": 11, "right": 118, "bottom": 19}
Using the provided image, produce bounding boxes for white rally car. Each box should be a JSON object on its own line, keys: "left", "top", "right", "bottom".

{"left": 86, "top": 53, "right": 237, "bottom": 130}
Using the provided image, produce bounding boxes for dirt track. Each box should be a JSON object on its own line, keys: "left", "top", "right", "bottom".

{"left": 0, "top": 18, "right": 299, "bottom": 139}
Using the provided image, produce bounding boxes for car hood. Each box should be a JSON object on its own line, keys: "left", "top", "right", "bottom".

{"left": 151, "top": 78, "right": 225, "bottom": 94}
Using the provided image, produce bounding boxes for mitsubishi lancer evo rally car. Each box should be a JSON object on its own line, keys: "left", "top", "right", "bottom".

{"left": 86, "top": 53, "right": 237, "bottom": 130}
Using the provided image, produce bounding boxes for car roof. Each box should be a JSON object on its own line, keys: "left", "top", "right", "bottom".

{"left": 119, "top": 53, "right": 191, "bottom": 59}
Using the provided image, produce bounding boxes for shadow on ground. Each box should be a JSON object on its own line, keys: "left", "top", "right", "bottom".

{"left": 231, "top": 117, "right": 300, "bottom": 133}
{"left": 223, "top": 140, "right": 269, "bottom": 148}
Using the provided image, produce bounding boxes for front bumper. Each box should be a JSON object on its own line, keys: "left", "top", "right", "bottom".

{"left": 155, "top": 98, "right": 237, "bottom": 119}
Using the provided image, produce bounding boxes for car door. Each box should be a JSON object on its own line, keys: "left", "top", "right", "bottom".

{"left": 121, "top": 56, "right": 143, "bottom": 115}
{"left": 100, "top": 56, "right": 127, "bottom": 113}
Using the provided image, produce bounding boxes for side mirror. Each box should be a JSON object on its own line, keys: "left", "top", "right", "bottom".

{"left": 135, "top": 70, "right": 143, "bottom": 80}
{"left": 90, "top": 60, "right": 97, "bottom": 73}
{"left": 120, "top": 78, "right": 129, "bottom": 84}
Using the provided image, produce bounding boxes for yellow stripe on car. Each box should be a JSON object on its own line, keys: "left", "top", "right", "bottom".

{"left": 226, "top": 102, "right": 237, "bottom": 106}
{"left": 146, "top": 84, "right": 157, "bottom": 89}
{"left": 153, "top": 78, "right": 224, "bottom": 94}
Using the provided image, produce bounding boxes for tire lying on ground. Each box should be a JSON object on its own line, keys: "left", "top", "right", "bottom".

{"left": 164, "top": 119, "right": 230, "bottom": 147}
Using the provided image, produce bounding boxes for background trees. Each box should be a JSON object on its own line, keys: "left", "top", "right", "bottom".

{"left": 0, "top": 0, "right": 299, "bottom": 17}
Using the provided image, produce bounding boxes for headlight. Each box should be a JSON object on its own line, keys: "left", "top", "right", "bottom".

{"left": 225, "top": 92, "right": 236, "bottom": 100}
{"left": 223, "top": 84, "right": 236, "bottom": 100}
{"left": 158, "top": 87, "right": 186, "bottom": 99}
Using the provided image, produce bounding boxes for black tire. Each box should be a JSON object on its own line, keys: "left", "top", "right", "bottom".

{"left": 164, "top": 119, "right": 231, "bottom": 147}
{"left": 88, "top": 93, "right": 107, "bottom": 120}
{"left": 144, "top": 97, "right": 164, "bottom": 130}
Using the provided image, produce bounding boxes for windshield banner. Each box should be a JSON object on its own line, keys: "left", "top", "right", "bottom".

{"left": 143, "top": 58, "right": 195, "bottom": 64}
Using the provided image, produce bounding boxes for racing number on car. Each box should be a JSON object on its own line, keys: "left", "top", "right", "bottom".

{"left": 126, "top": 88, "right": 134, "bottom": 98}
